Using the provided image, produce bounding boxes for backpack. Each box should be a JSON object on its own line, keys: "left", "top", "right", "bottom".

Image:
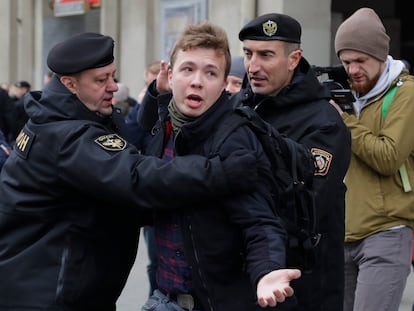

{"left": 381, "top": 81, "right": 412, "bottom": 193}
{"left": 211, "top": 106, "right": 321, "bottom": 272}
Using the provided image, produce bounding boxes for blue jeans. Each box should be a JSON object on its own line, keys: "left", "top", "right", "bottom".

{"left": 141, "top": 289, "right": 203, "bottom": 311}
{"left": 344, "top": 226, "right": 412, "bottom": 311}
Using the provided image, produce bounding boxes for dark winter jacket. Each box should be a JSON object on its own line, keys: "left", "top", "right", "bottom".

{"left": 0, "top": 76, "right": 256, "bottom": 311}
{"left": 145, "top": 92, "right": 288, "bottom": 311}
{"left": 235, "top": 57, "right": 351, "bottom": 311}
{"left": 0, "top": 129, "right": 10, "bottom": 171}
{"left": 0, "top": 88, "right": 13, "bottom": 143}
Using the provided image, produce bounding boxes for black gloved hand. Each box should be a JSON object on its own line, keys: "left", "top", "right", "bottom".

{"left": 221, "top": 149, "right": 259, "bottom": 192}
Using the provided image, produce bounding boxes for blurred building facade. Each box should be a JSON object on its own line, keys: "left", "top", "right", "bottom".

{"left": 0, "top": 0, "right": 409, "bottom": 100}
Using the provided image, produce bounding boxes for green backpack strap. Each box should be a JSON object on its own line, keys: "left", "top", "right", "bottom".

{"left": 381, "top": 84, "right": 398, "bottom": 118}
{"left": 381, "top": 82, "right": 412, "bottom": 192}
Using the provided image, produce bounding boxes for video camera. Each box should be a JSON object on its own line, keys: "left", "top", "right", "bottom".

{"left": 311, "top": 64, "right": 355, "bottom": 112}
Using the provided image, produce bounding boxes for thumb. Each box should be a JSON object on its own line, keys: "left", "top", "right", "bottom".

{"left": 287, "top": 269, "right": 301, "bottom": 281}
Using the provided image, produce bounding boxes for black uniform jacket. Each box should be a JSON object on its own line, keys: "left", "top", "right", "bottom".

{"left": 145, "top": 92, "right": 287, "bottom": 311}
{"left": 0, "top": 76, "right": 248, "bottom": 311}
{"left": 235, "top": 57, "right": 352, "bottom": 311}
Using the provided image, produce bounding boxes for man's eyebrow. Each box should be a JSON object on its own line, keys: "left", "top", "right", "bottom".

{"left": 242, "top": 47, "right": 274, "bottom": 54}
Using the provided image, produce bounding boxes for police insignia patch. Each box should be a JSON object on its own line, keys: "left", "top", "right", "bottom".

{"left": 262, "top": 20, "right": 277, "bottom": 36}
{"left": 95, "top": 134, "right": 126, "bottom": 151}
{"left": 311, "top": 148, "right": 332, "bottom": 176}
{"left": 15, "top": 127, "right": 35, "bottom": 159}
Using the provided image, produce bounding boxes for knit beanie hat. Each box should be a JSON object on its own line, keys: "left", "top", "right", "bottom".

{"left": 334, "top": 8, "right": 390, "bottom": 61}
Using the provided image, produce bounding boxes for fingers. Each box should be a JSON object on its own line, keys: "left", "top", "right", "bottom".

{"left": 283, "top": 286, "right": 294, "bottom": 297}
{"left": 256, "top": 269, "right": 301, "bottom": 307}
{"left": 257, "top": 289, "right": 287, "bottom": 307}
{"left": 273, "top": 290, "right": 287, "bottom": 303}
{"left": 258, "top": 296, "right": 276, "bottom": 307}
{"left": 160, "top": 60, "right": 169, "bottom": 72}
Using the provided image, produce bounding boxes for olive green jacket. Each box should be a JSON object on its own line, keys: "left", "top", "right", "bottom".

{"left": 342, "top": 72, "right": 414, "bottom": 242}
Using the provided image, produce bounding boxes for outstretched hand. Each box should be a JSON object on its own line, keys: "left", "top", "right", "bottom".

{"left": 256, "top": 269, "right": 301, "bottom": 307}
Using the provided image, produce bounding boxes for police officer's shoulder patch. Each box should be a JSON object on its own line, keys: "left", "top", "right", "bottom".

{"left": 94, "top": 134, "right": 126, "bottom": 151}
{"left": 311, "top": 148, "right": 333, "bottom": 176}
{"left": 15, "top": 126, "right": 35, "bottom": 159}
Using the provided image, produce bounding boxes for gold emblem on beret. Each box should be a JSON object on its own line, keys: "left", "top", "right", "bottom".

{"left": 95, "top": 134, "right": 126, "bottom": 151}
{"left": 262, "top": 20, "right": 277, "bottom": 36}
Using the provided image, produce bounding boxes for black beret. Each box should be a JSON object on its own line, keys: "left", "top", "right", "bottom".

{"left": 239, "top": 13, "right": 301, "bottom": 43}
{"left": 47, "top": 32, "right": 114, "bottom": 75}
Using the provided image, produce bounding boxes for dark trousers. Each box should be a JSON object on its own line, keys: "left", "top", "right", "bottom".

{"left": 143, "top": 226, "right": 158, "bottom": 296}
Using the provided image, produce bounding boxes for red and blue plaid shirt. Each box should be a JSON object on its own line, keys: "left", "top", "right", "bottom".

{"left": 155, "top": 120, "right": 193, "bottom": 294}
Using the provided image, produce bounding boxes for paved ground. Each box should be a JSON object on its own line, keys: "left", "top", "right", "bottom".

{"left": 116, "top": 229, "right": 414, "bottom": 311}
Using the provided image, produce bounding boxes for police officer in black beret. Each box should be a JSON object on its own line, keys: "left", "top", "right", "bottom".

{"left": 234, "top": 13, "right": 352, "bottom": 311}
{"left": 0, "top": 32, "right": 260, "bottom": 310}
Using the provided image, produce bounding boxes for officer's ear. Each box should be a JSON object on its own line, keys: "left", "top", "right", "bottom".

{"left": 60, "top": 75, "right": 78, "bottom": 94}
{"left": 287, "top": 45, "right": 302, "bottom": 72}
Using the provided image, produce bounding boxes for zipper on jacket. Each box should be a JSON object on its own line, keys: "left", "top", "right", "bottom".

{"left": 187, "top": 218, "right": 215, "bottom": 311}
